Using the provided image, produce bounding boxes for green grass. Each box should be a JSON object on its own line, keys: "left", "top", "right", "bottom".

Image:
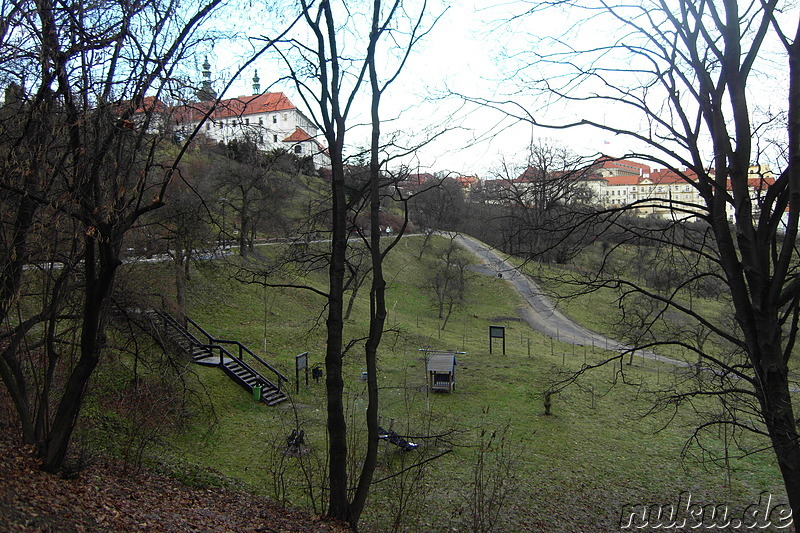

{"left": 114, "top": 235, "right": 788, "bottom": 532}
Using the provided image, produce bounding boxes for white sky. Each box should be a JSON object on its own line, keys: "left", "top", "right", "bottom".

{"left": 209, "top": 0, "right": 791, "bottom": 177}
{"left": 209, "top": 0, "right": 558, "bottom": 176}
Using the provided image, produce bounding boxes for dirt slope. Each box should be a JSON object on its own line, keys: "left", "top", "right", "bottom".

{"left": 0, "top": 432, "right": 348, "bottom": 533}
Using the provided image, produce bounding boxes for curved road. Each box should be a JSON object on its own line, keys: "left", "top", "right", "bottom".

{"left": 453, "top": 233, "right": 690, "bottom": 368}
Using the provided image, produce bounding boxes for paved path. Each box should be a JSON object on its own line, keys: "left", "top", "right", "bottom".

{"left": 453, "top": 233, "right": 691, "bottom": 367}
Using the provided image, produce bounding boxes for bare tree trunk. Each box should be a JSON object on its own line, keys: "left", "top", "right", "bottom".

{"left": 42, "top": 237, "right": 119, "bottom": 472}
{"left": 343, "top": 271, "right": 367, "bottom": 320}
{"left": 349, "top": 6, "right": 386, "bottom": 521}
{"left": 293, "top": 1, "right": 426, "bottom": 526}
{"left": 325, "top": 138, "right": 350, "bottom": 521}
{"left": 761, "top": 368, "right": 800, "bottom": 524}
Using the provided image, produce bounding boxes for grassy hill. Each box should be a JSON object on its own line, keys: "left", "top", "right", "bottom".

{"left": 85, "top": 234, "right": 788, "bottom": 531}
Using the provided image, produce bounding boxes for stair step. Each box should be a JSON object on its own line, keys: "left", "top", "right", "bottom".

{"left": 147, "top": 311, "right": 288, "bottom": 408}
{"left": 265, "top": 396, "right": 288, "bottom": 406}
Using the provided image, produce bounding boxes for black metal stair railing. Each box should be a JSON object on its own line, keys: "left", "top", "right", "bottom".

{"left": 148, "top": 310, "right": 289, "bottom": 406}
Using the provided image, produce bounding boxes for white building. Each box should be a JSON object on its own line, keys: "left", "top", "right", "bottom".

{"left": 580, "top": 156, "right": 773, "bottom": 222}
{"left": 171, "top": 70, "right": 330, "bottom": 169}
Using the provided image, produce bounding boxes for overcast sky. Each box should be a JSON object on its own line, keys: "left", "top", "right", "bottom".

{"left": 209, "top": 0, "right": 790, "bottom": 177}
{"left": 208, "top": 1, "right": 556, "bottom": 176}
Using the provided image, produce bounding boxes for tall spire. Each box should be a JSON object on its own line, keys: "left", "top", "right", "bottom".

{"left": 252, "top": 70, "right": 261, "bottom": 95}
{"left": 196, "top": 55, "right": 217, "bottom": 102}
{"left": 202, "top": 56, "right": 211, "bottom": 80}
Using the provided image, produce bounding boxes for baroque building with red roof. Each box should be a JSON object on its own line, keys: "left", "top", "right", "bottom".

{"left": 170, "top": 68, "right": 331, "bottom": 170}
{"left": 486, "top": 154, "right": 776, "bottom": 224}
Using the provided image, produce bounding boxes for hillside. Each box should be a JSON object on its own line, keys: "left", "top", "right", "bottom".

{"left": 1, "top": 234, "right": 790, "bottom": 532}
{"left": 0, "top": 430, "right": 348, "bottom": 532}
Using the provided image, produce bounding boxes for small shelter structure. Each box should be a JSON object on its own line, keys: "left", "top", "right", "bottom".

{"left": 426, "top": 351, "right": 457, "bottom": 393}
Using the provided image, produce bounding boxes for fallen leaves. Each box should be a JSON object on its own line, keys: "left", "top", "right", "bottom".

{"left": 0, "top": 432, "right": 349, "bottom": 532}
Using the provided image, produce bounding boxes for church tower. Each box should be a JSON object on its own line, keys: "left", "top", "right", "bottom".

{"left": 196, "top": 56, "right": 217, "bottom": 102}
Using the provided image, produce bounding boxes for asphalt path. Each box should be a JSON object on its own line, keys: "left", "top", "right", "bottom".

{"left": 453, "top": 233, "right": 691, "bottom": 368}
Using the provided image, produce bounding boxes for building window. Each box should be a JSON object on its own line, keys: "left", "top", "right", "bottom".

{"left": 218, "top": 122, "right": 222, "bottom": 129}
{"left": 294, "top": 145, "right": 302, "bottom": 154}
{"left": 258, "top": 117, "right": 263, "bottom": 125}
{"left": 245, "top": 118, "right": 249, "bottom": 125}
{"left": 272, "top": 116, "right": 277, "bottom": 124}
{"left": 273, "top": 134, "right": 278, "bottom": 142}
{"left": 206, "top": 123, "right": 210, "bottom": 131}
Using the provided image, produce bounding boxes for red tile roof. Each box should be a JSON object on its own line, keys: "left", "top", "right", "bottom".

{"left": 594, "top": 155, "right": 651, "bottom": 174}
{"left": 514, "top": 167, "right": 584, "bottom": 182}
{"left": 748, "top": 176, "right": 775, "bottom": 188}
{"left": 282, "top": 127, "right": 313, "bottom": 142}
{"left": 173, "top": 92, "right": 297, "bottom": 122}
{"left": 135, "top": 96, "right": 168, "bottom": 114}
{"left": 115, "top": 96, "right": 169, "bottom": 115}
{"left": 648, "top": 168, "right": 699, "bottom": 184}
{"left": 605, "top": 174, "right": 640, "bottom": 186}
{"left": 455, "top": 175, "right": 479, "bottom": 187}
{"left": 282, "top": 126, "right": 328, "bottom": 156}
{"left": 404, "top": 173, "right": 435, "bottom": 186}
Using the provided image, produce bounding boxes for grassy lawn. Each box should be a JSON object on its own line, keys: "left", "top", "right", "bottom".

{"left": 113, "top": 235, "right": 788, "bottom": 532}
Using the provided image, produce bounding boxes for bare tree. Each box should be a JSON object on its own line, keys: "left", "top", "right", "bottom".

{"left": 267, "top": 0, "right": 438, "bottom": 527}
{"left": 144, "top": 152, "right": 217, "bottom": 320}
{"left": 408, "top": 175, "right": 467, "bottom": 255}
{"left": 465, "top": 0, "right": 800, "bottom": 519}
{"left": 425, "top": 233, "right": 471, "bottom": 330}
{"left": 482, "top": 140, "right": 595, "bottom": 261}
{"left": 209, "top": 139, "right": 300, "bottom": 255}
{"left": 0, "top": 0, "right": 224, "bottom": 472}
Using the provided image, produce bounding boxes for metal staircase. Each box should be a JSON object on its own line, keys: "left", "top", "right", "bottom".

{"left": 146, "top": 310, "right": 289, "bottom": 406}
